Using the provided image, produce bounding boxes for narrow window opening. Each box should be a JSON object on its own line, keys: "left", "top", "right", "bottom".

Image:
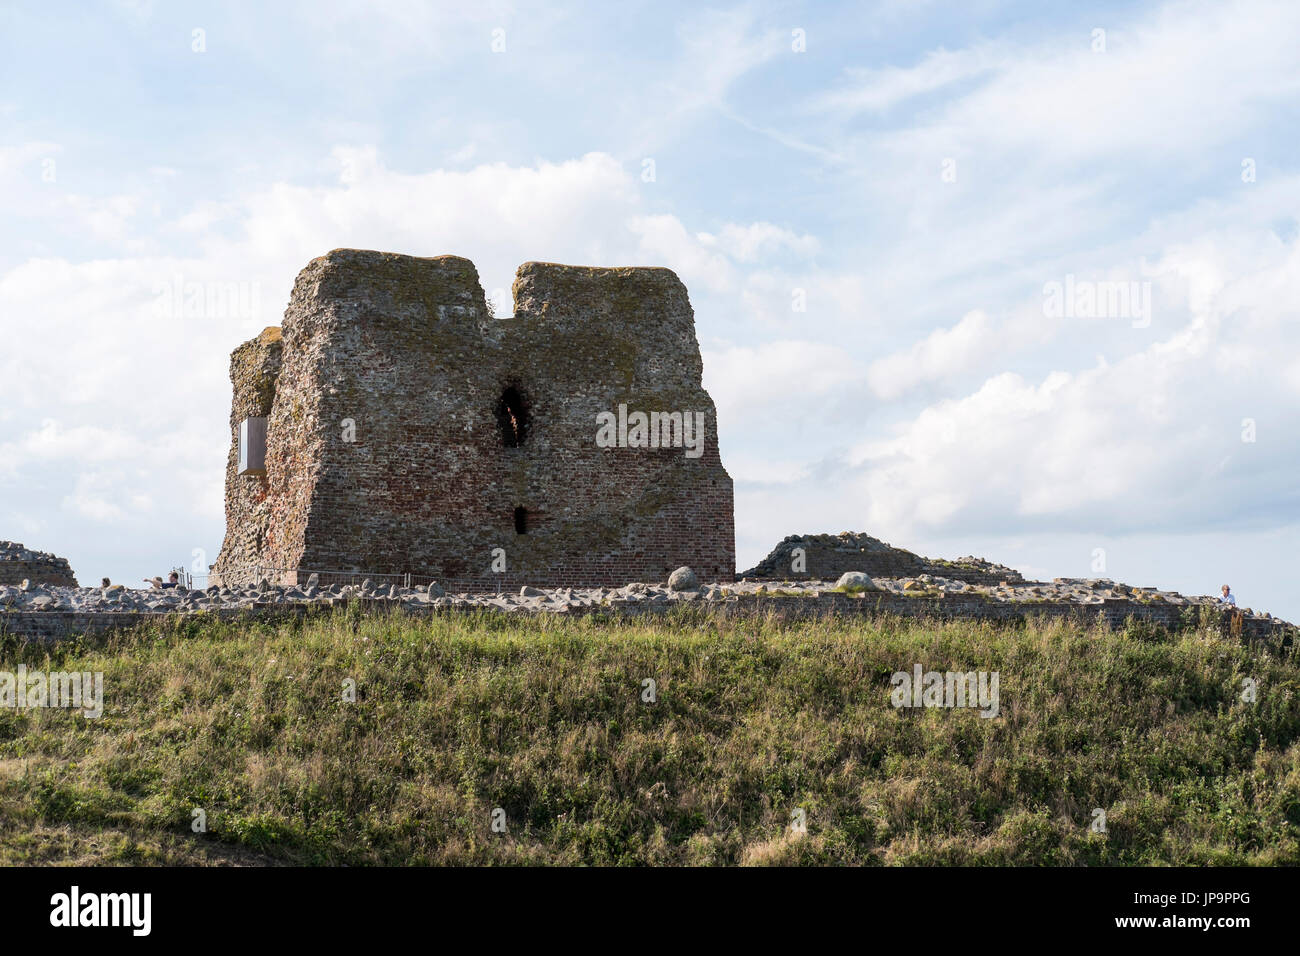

{"left": 495, "top": 385, "right": 529, "bottom": 448}
{"left": 514, "top": 506, "right": 528, "bottom": 535}
{"left": 238, "top": 417, "right": 267, "bottom": 476}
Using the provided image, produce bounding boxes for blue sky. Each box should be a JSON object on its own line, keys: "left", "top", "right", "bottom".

{"left": 2, "top": 0, "right": 1298, "bottom": 616}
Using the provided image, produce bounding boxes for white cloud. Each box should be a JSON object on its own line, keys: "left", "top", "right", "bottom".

{"left": 62, "top": 472, "right": 147, "bottom": 523}
{"left": 828, "top": 0, "right": 1300, "bottom": 163}
{"left": 866, "top": 310, "right": 993, "bottom": 399}
{"left": 843, "top": 231, "right": 1300, "bottom": 540}
{"left": 812, "top": 46, "right": 995, "bottom": 114}
{"left": 697, "top": 222, "right": 820, "bottom": 263}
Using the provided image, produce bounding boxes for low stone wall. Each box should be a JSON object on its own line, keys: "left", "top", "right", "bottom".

{"left": 3, "top": 592, "right": 1290, "bottom": 656}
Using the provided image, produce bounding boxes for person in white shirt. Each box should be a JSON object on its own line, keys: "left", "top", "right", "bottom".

{"left": 1219, "top": 584, "right": 1236, "bottom": 606}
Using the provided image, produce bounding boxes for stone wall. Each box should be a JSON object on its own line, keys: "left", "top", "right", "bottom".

{"left": 741, "top": 532, "right": 1026, "bottom": 586}
{"left": 211, "top": 327, "right": 283, "bottom": 585}
{"left": 212, "top": 250, "right": 735, "bottom": 589}
{"left": 0, "top": 542, "right": 77, "bottom": 587}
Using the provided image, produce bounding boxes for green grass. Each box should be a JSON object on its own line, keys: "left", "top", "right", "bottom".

{"left": 1, "top": 608, "right": 1298, "bottom": 866}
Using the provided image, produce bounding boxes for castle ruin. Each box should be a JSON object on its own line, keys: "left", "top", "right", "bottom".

{"left": 0, "top": 541, "right": 78, "bottom": 587}
{"left": 211, "top": 249, "right": 734, "bottom": 589}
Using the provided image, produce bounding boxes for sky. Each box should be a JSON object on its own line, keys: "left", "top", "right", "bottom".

{"left": 1, "top": 0, "right": 1298, "bottom": 617}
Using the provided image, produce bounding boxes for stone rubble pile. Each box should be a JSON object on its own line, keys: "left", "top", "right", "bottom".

{"left": 1, "top": 542, "right": 53, "bottom": 562}
{"left": 740, "top": 531, "right": 1025, "bottom": 586}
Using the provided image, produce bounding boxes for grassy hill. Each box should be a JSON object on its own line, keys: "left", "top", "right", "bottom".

{"left": 2, "top": 608, "right": 1298, "bottom": 865}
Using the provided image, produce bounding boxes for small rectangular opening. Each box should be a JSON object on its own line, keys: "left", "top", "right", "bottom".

{"left": 238, "top": 417, "right": 267, "bottom": 475}
{"left": 514, "top": 506, "right": 528, "bottom": 535}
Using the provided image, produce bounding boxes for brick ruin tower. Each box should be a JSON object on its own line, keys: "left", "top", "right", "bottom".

{"left": 211, "top": 249, "right": 735, "bottom": 589}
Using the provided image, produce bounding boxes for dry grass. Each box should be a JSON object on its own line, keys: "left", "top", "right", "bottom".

{"left": 0, "top": 607, "right": 1297, "bottom": 865}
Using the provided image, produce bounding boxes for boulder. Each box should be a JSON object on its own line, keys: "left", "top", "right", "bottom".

{"left": 667, "top": 567, "right": 699, "bottom": 591}
{"left": 834, "top": 571, "right": 875, "bottom": 590}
